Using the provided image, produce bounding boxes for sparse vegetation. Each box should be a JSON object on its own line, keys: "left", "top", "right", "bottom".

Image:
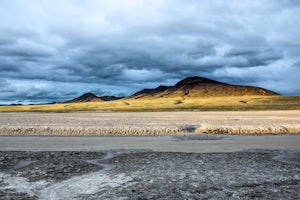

{"left": 239, "top": 100, "right": 248, "bottom": 104}
{"left": 1, "top": 76, "right": 292, "bottom": 112}
{"left": 174, "top": 100, "right": 184, "bottom": 105}
{"left": 0, "top": 95, "right": 299, "bottom": 112}
{"left": 1, "top": 111, "right": 299, "bottom": 135}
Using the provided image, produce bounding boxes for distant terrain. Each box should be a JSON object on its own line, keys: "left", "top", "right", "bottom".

{"left": 66, "top": 76, "right": 278, "bottom": 102}
{"left": 129, "top": 76, "right": 278, "bottom": 99}
{"left": 1, "top": 76, "right": 299, "bottom": 112}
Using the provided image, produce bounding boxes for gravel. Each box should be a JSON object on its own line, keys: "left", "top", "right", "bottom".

{"left": 0, "top": 150, "right": 299, "bottom": 199}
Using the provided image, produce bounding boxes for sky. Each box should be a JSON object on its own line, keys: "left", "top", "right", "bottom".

{"left": 1, "top": 0, "right": 300, "bottom": 104}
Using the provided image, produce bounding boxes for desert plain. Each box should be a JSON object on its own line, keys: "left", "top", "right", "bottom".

{"left": 0, "top": 110, "right": 299, "bottom": 199}
{"left": 1, "top": 110, "right": 300, "bottom": 135}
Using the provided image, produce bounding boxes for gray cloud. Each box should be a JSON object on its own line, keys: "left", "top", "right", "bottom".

{"left": 0, "top": 0, "right": 300, "bottom": 104}
{"left": 225, "top": 48, "right": 283, "bottom": 67}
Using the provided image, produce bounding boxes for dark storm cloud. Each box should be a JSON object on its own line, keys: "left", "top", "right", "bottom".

{"left": 58, "top": 35, "right": 220, "bottom": 80}
{"left": 0, "top": 38, "right": 15, "bottom": 46}
{"left": 0, "top": 63, "right": 20, "bottom": 72}
{"left": 225, "top": 48, "right": 283, "bottom": 67}
{"left": 1, "top": 86, "right": 78, "bottom": 104}
{"left": 0, "top": 0, "right": 300, "bottom": 103}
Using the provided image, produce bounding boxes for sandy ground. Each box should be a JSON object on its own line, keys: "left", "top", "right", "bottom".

{"left": 1, "top": 135, "right": 299, "bottom": 199}
{"left": 0, "top": 134, "right": 299, "bottom": 152}
{"left": 1, "top": 111, "right": 300, "bottom": 199}
{"left": 1, "top": 110, "right": 300, "bottom": 135}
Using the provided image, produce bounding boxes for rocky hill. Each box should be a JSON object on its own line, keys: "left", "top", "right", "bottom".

{"left": 129, "top": 76, "right": 278, "bottom": 99}
{"left": 65, "top": 93, "right": 121, "bottom": 103}
{"left": 66, "top": 76, "right": 279, "bottom": 103}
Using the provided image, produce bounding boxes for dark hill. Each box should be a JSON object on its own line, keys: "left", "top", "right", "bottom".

{"left": 66, "top": 76, "right": 279, "bottom": 103}
{"left": 65, "top": 93, "right": 102, "bottom": 103}
{"left": 132, "top": 85, "right": 170, "bottom": 98}
{"left": 100, "top": 96, "right": 122, "bottom": 101}
{"left": 65, "top": 93, "right": 121, "bottom": 103}
{"left": 174, "top": 76, "right": 222, "bottom": 88}
{"left": 130, "top": 76, "right": 279, "bottom": 99}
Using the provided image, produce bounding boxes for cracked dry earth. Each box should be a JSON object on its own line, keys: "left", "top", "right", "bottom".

{"left": 0, "top": 150, "right": 299, "bottom": 200}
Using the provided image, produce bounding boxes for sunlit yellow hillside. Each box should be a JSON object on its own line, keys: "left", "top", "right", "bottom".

{"left": 129, "top": 76, "right": 278, "bottom": 100}
{"left": 1, "top": 76, "right": 299, "bottom": 112}
{"left": 1, "top": 96, "right": 299, "bottom": 112}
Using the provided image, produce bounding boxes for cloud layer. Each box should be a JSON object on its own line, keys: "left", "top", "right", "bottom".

{"left": 1, "top": 0, "right": 300, "bottom": 103}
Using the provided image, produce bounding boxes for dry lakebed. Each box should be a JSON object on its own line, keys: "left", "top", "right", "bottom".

{"left": 0, "top": 111, "right": 299, "bottom": 199}
{"left": 1, "top": 111, "right": 300, "bottom": 135}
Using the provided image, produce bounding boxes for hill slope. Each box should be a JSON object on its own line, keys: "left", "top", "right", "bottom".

{"left": 132, "top": 85, "right": 170, "bottom": 99}
{"left": 66, "top": 76, "right": 278, "bottom": 103}
{"left": 129, "top": 76, "right": 278, "bottom": 99}
{"left": 65, "top": 93, "right": 121, "bottom": 103}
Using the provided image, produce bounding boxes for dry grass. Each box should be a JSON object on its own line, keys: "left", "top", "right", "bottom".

{"left": 1, "top": 111, "right": 300, "bottom": 135}
{"left": 0, "top": 95, "right": 299, "bottom": 112}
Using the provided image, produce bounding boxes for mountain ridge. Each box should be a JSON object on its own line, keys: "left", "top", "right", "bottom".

{"left": 129, "top": 76, "right": 278, "bottom": 99}
{"left": 65, "top": 93, "right": 122, "bottom": 103}
{"left": 65, "top": 76, "right": 279, "bottom": 103}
